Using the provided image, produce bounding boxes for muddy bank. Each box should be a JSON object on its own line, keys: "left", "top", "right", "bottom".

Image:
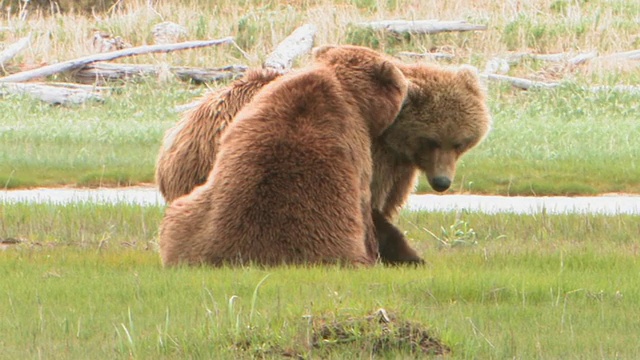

{"left": 2, "top": 187, "right": 639, "bottom": 215}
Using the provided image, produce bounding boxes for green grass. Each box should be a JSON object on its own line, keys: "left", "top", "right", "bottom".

{"left": 2, "top": 81, "right": 639, "bottom": 195}
{"left": 1, "top": 0, "right": 640, "bottom": 195}
{"left": 2, "top": 1, "right": 639, "bottom": 358}
{"left": 1, "top": 202, "right": 639, "bottom": 359}
{"left": 0, "top": 80, "right": 197, "bottom": 188}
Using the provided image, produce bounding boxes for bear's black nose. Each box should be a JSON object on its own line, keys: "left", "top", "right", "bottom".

{"left": 431, "top": 176, "right": 451, "bottom": 192}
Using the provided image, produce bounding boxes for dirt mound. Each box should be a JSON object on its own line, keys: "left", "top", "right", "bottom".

{"left": 311, "top": 308, "right": 450, "bottom": 356}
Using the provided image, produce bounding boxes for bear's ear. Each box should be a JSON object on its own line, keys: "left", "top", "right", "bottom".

{"left": 374, "top": 61, "right": 407, "bottom": 89}
{"left": 403, "top": 82, "right": 421, "bottom": 108}
{"left": 312, "top": 45, "right": 337, "bottom": 60}
{"left": 457, "top": 65, "right": 483, "bottom": 96}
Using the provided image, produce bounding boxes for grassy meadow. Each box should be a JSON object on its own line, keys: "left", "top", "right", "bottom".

{"left": 0, "top": 0, "right": 639, "bottom": 194}
{"left": 1, "top": 0, "right": 640, "bottom": 359}
{"left": 1, "top": 203, "right": 640, "bottom": 359}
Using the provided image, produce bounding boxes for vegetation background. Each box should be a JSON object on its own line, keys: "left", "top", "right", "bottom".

{"left": 1, "top": 0, "right": 639, "bottom": 358}
{"left": 1, "top": 0, "right": 639, "bottom": 195}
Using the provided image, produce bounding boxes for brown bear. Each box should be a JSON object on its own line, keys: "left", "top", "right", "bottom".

{"left": 156, "top": 54, "right": 491, "bottom": 266}
{"left": 156, "top": 69, "right": 281, "bottom": 204}
{"left": 369, "top": 63, "right": 491, "bottom": 262}
{"left": 372, "top": 63, "right": 492, "bottom": 213}
{"left": 159, "top": 45, "right": 409, "bottom": 267}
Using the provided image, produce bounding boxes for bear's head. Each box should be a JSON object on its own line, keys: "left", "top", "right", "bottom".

{"left": 382, "top": 64, "right": 492, "bottom": 192}
{"left": 312, "top": 45, "right": 409, "bottom": 137}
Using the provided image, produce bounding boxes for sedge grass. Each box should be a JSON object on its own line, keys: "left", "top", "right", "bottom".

{"left": 1, "top": 0, "right": 640, "bottom": 195}
{"left": 2, "top": 79, "right": 639, "bottom": 195}
{"left": 1, "top": 203, "right": 639, "bottom": 359}
{"left": 2, "top": 0, "right": 639, "bottom": 69}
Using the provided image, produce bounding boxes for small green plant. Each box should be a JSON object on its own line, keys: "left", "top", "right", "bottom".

{"left": 422, "top": 214, "right": 478, "bottom": 248}
{"left": 344, "top": 26, "right": 383, "bottom": 49}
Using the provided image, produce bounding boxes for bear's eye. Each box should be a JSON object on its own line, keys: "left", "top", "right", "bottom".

{"left": 420, "top": 138, "right": 440, "bottom": 149}
{"left": 455, "top": 138, "right": 475, "bottom": 152}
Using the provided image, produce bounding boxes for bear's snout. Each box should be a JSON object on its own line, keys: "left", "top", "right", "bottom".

{"left": 430, "top": 176, "right": 451, "bottom": 192}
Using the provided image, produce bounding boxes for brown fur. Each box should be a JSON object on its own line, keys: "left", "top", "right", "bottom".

{"left": 156, "top": 69, "right": 281, "bottom": 203}
{"left": 368, "top": 64, "right": 491, "bottom": 263}
{"left": 371, "top": 64, "right": 492, "bottom": 218}
{"left": 159, "top": 45, "right": 408, "bottom": 267}
{"left": 155, "top": 54, "right": 491, "bottom": 266}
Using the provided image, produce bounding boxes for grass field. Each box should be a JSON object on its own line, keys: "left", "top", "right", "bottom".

{"left": 1, "top": 1, "right": 640, "bottom": 358}
{"left": 1, "top": 203, "right": 639, "bottom": 359}
{"left": 2, "top": 79, "right": 639, "bottom": 195}
{"left": 1, "top": 0, "right": 639, "bottom": 195}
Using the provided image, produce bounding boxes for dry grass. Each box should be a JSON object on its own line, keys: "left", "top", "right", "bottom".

{"left": 1, "top": 0, "right": 638, "bottom": 81}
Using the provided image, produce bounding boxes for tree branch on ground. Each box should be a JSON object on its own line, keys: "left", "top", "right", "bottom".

{"left": 0, "top": 82, "right": 103, "bottom": 105}
{"left": 0, "top": 37, "right": 235, "bottom": 83}
{"left": 355, "top": 20, "right": 487, "bottom": 34}
{"left": 263, "top": 23, "right": 317, "bottom": 72}
{"left": 395, "top": 51, "right": 455, "bottom": 61}
{"left": 0, "top": 35, "right": 31, "bottom": 67}
{"left": 483, "top": 74, "right": 561, "bottom": 90}
{"left": 73, "top": 63, "right": 247, "bottom": 84}
{"left": 175, "top": 24, "right": 317, "bottom": 112}
{"left": 484, "top": 73, "right": 640, "bottom": 94}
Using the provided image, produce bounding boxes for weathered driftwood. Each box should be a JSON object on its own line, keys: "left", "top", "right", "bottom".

{"left": 0, "top": 82, "right": 103, "bottom": 105}
{"left": 73, "top": 62, "right": 247, "bottom": 84}
{"left": 0, "top": 37, "right": 234, "bottom": 83}
{"left": 38, "top": 82, "right": 110, "bottom": 90}
{"left": 506, "top": 50, "right": 640, "bottom": 65}
{"left": 395, "top": 51, "right": 455, "bottom": 61}
{"left": 174, "top": 25, "right": 317, "bottom": 112}
{"left": 356, "top": 20, "right": 487, "bottom": 35}
{"left": 567, "top": 51, "right": 598, "bottom": 65}
{"left": 589, "top": 85, "right": 640, "bottom": 94}
{"left": 483, "top": 73, "right": 560, "bottom": 90}
{"left": 504, "top": 51, "right": 598, "bottom": 65}
{"left": 0, "top": 35, "right": 30, "bottom": 66}
{"left": 484, "top": 58, "right": 510, "bottom": 74}
{"left": 263, "top": 23, "right": 317, "bottom": 72}
{"left": 483, "top": 73, "right": 640, "bottom": 94}
{"left": 599, "top": 49, "right": 640, "bottom": 61}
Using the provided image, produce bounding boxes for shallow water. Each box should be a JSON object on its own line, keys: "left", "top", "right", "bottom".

{"left": 2, "top": 187, "right": 639, "bottom": 215}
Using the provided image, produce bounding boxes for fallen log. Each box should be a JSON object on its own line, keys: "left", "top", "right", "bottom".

{"left": 73, "top": 62, "right": 247, "bottom": 84}
{"left": 504, "top": 51, "right": 598, "bottom": 65}
{"left": 395, "top": 51, "right": 455, "bottom": 61}
{"left": 0, "top": 37, "right": 234, "bottom": 83}
{"left": 483, "top": 73, "right": 640, "bottom": 94}
{"left": 356, "top": 20, "right": 487, "bottom": 35}
{"left": 174, "top": 25, "right": 317, "bottom": 112}
{"left": 0, "top": 82, "right": 103, "bottom": 105}
{"left": 263, "top": 23, "right": 317, "bottom": 72}
{"left": 567, "top": 51, "right": 598, "bottom": 65}
{"left": 0, "top": 35, "right": 30, "bottom": 67}
{"left": 483, "top": 73, "right": 560, "bottom": 90}
{"left": 598, "top": 49, "right": 640, "bottom": 61}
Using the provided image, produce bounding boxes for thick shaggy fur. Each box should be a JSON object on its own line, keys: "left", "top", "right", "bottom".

{"left": 371, "top": 64, "right": 492, "bottom": 217}
{"left": 159, "top": 45, "right": 408, "bottom": 267}
{"left": 156, "top": 55, "right": 491, "bottom": 266}
{"left": 156, "top": 69, "right": 281, "bottom": 203}
{"left": 369, "top": 64, "right": 491, "bottom": 262}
